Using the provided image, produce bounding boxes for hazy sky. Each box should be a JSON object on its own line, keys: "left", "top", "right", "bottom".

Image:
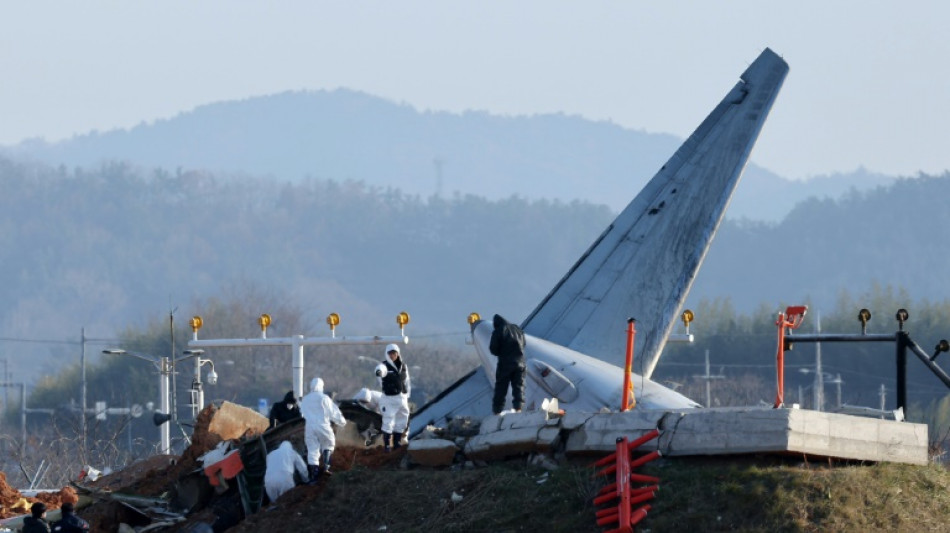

{"left": 1, "top": 2, "right": 946, "bottom": 180}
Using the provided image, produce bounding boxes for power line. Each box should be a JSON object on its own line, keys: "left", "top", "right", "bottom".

{"left": 0, "top": 335, "right": 118, "bottom": 345}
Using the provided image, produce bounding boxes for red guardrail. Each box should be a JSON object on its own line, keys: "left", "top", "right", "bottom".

{"left": 591, "top": 429, "right": 661, "bottom": 532}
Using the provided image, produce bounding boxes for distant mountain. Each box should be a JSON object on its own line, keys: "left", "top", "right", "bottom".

{"left": 0, "top": 89, "right": 897, "bottom": 222}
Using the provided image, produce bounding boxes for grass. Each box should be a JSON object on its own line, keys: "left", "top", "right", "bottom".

{"left": 228, "top": 454, "right": 950, "bottom": 532}
{"left": 642, "top": 456, "right": 950, "bottom": 532}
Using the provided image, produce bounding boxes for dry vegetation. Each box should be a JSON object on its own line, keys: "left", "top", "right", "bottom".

{"left": 202, "top": 453, "right": 950, "bottom": 533}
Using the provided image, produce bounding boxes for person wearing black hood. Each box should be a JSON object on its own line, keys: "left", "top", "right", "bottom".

{"left": 50, "top": 502, "right": 89, "bottom": 532}
{"left": 489, "top": 314, "right": 526, "bottom": 414}
{"left": 22, "top": 502, "right": 49, "bottom": 533}
{"left": 269, "top": 390, "right": 300, "bottom": 428}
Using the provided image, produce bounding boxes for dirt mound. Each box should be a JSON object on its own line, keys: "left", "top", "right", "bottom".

{"left": 78, "top": 402, "right": 273, "bottom": 531}
{"left": 0, "top": 471, "right": 79, "bottom": 519}
{"left": 97, "top": 404, "right": 224, "bottom": 498}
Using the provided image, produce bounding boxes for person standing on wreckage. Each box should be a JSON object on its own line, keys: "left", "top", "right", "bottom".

{"left": 299, "top": 377, "right": 347, "bottom": 483}
{"left": 375, "top": 343, "right": 411, "bottom": 452}
{"left": 489, "top": 314, "right": 526, "bottom": 415}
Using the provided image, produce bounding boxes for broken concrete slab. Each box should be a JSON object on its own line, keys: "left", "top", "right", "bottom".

{"left": 560, "top": 407, "right": 929, "bottom": 466}
{"left": 464, "top": 424, "right": 563, "bottom": 462}
{"left": 207, "top": 401, "right": 270, "bottom": 441}
{"left": 407, "top": 439, "right": 459, "bottom": 467}
{"left": 498, "top": 410, "right": 559, "bottom": 431}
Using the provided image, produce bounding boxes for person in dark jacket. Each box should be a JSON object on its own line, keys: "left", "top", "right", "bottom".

{"left": 22, "top": 502, "right": 50, "bottom": 533}
{"left": 50, "top": 502, "right": 89, "bottom": 532}
{"left": 269, "top": 390, "right": 301, "bottom": 428}
{"left": 489, "top": 314, "right": 526, "bottom": 414}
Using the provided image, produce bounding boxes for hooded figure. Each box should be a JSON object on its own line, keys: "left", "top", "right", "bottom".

{"left": 376, "top": 343, "right": 411, "bottom": 451}
{"left": 51, "top": 501, "right": 90, "bottom": 532}
{"left": 489, "top": 314, "right": 526, "bottom": 414}
{"left": 269, "top": 390, "right": 300, "bottom": 428}
{"left": 264, "top": 440, "right": 308, "bottom": 502}
{"left": 299, "top": 377, "right": 346, "bottom": 482}
{"left": 22, "top": 502, "right": 49, "bottom": 533}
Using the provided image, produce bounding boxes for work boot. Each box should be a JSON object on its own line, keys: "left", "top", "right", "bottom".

{"left": 320, "top": 449, "right": 333, "bottom": 476}
{"left": 382, "top": 432, "right": 392, "bottom": 452}
{"left": 307, "top": 464, "right": 321, "bottom": 485}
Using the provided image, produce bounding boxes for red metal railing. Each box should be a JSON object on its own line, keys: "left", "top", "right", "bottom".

{"left": 591, "top": 429, "right": 661, "bottom": 532}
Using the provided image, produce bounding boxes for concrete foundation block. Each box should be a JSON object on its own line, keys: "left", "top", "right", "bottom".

{"left": 407, "top": 439, "right": 459, "bottom": 467}
{"left": 465, "top": 427, "right": 546, "bottom": 461}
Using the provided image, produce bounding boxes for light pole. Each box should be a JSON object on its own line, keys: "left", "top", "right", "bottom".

{"left": 187, "top": 312, "right": 409, "bottom": 400}
{"left": 103, "top": 349, "right": 172, "bottom": 455}
{"left": 180, "top": 349, "right": 217, "bottom": 420}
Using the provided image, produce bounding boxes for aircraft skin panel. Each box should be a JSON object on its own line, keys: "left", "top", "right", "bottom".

{"left": 521, "top": 48, "right": 788, "bottom": 378}
{"left": 410, "top": 319, "right": 701, "bottom": 435}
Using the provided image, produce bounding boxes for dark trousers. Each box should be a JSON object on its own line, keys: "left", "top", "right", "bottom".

{"left": 493, "top": 365, "right": 525, "bottom": 414}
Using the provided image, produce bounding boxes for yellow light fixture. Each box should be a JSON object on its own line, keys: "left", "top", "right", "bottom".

{"left": 681, "top": 309, "right": 694, "bottom": 327}
{"left": 467, "top": 312, "right": 481, "bottom": 325}
{"left": 189, "top": 316, "right": 203, "bottom": 333}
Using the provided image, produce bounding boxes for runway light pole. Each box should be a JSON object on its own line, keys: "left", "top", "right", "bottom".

{"left": 180, "top": 349, "right": 217, "bottom": 420}
{"left": 103, "top": 349, "right": 172, "bottom": 455}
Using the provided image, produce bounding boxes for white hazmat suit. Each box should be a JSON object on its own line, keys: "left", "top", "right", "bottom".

{"left": 299, "top": 377, "right": 347, "bottom": 469}
{"left": 264, "top": 441, "right": 308, "bottom": 502}
{"left": 376, "top": 344, "right": 411, "bottom": 447}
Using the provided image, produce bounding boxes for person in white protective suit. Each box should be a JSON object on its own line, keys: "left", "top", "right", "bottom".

{"left": 299, "top": 377, "right": 347, "bottom": 483}
{"left": 264, "top": 440, "right": 308, "bottom": 502}
{"left": 375, "top": 343, "right": 411, "bottom": 452}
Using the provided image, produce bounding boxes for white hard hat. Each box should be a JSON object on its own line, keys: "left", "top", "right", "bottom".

{"left": 385, "top": 343, "right": 400, "bottom": 354}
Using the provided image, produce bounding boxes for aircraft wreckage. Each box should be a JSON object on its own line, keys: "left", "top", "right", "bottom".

{"left": 11, "top": 48, "right": 930, "bottom": 532}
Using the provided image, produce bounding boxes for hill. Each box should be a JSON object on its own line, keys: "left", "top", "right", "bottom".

{"left": 1, "top": 89, "right": 898, "bottom": 222}
{"left": 164, "top": 452, "right": 950, "bottom": 532}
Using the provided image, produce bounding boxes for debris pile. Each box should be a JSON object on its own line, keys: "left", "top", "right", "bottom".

{"left": 2, "top": 401, "right": 575, "bottom": 532}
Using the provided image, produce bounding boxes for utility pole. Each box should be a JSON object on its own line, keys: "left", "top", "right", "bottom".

{"left": 879, "top": 383, "right": 887, "bottom": 419}
{"left": 0, "top": 357, "right": 7, "bottom": 432}
{"left": 814, "top": 312, "right": 824, "bottom": 412}
{"left": 170, "top": 311, "right": 177, "bottom": 425}
{"left": 694, "top": 349, "right": 724, "bottom": 407}
{"left": 833, "top": 373, "right": 843, "bottom": 409}
{"left": 81, "top": 327, "right": 87, "bottom": 453}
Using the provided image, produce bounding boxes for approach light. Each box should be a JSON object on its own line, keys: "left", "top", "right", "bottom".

{"left": 397, "top": 311, "right": 410, "bottom": 327}
{"left": 467, "top": 312, "right": 481, "bottom": 325}
{"left": 931, "top": 339, "right": 950, "bottom": 362}
{"left": 681, "top": 309, "right": 694, "bottom": 327}
{"left": 259, "top": 313, "right": 271, "bottom": 332}
{"left": 189, "top": 316, "right": 203, "bottom": 332}
{"left": 858, "top": 309, "right": 871, "bottom": 325}
{"left": 896, "top": 308, "right": 909, "bottom": 324}
{"left": 327, "top": 312, "right": 340, "bottom": 329}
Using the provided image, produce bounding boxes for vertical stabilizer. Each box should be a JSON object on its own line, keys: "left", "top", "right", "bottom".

{"left": 521, "top": 48, "right": 788, "bottom": 378}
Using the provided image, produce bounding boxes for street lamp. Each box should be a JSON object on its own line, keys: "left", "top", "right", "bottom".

{"left": 103, "top": 349, "right": 172, "bottom": 454}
